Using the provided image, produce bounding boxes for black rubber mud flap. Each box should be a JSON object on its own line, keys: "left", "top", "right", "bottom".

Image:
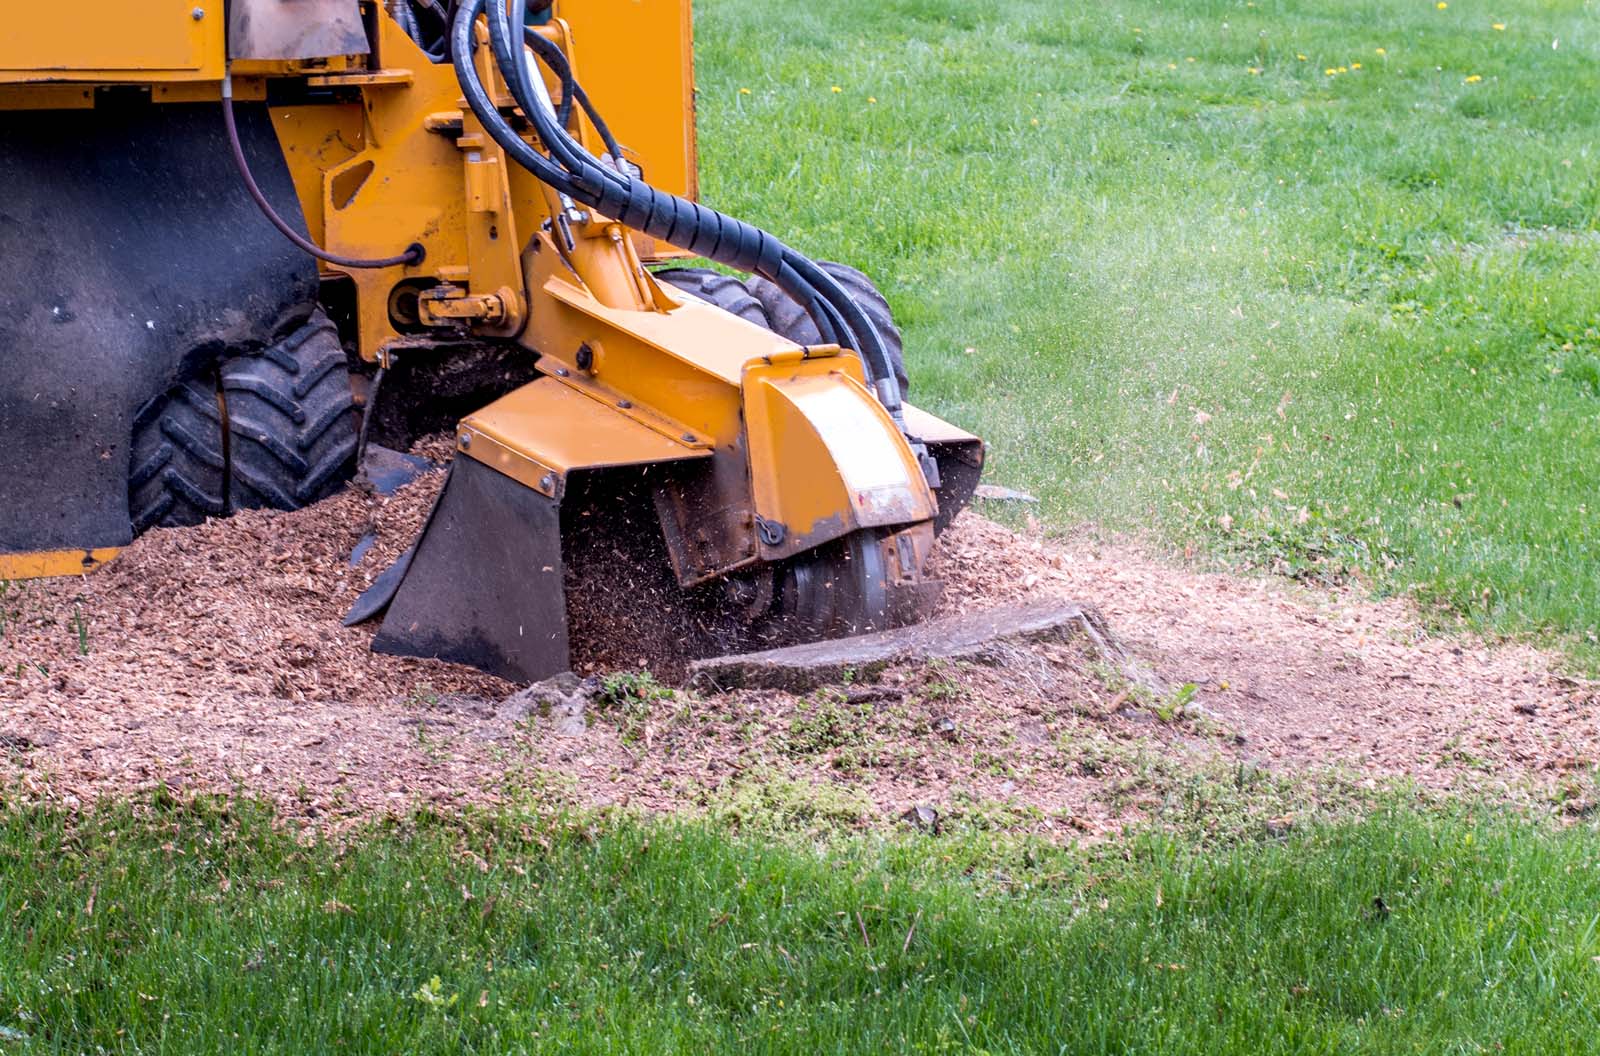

{"left": 0, "top": 102, "right": 317, "bottom": 554}
{"left": 366, "top": 458, "right": 571, "bottom": 683}
{"left": 928, "top": 437, "right": 985, "bottom": 533}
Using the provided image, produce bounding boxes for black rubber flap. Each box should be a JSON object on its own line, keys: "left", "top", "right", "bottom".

{"left": 0, "top": 103, "right": 316, "bottom": 553}
{"left": 929, "top": 437, "right": 985, "bottom": 533}
{"left": 343, "top": 545, "right": 416, "bottom": 627}
{"left": 370, "top": 458, "right": 570, "bottom": 682}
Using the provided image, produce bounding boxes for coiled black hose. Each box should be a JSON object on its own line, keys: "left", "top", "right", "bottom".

{"left": 449, "top": 0, "right": 907, "bottom": 420}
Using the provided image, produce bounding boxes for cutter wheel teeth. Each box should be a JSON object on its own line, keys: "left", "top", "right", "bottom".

{"left": 771, "top": 530, "right": 895, "bottom": 642}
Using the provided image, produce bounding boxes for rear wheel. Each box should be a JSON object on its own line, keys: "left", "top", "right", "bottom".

{"left": 126, "top": 310, "right": 358, "bottom": 532}
{"left": 129, "top": 378, "right": 227, "bottom": 533}
{"left": 746, "top": 261, "right": 909, "bottom": 398}
{"left": 222, "top": 312, "right": 359, "bottom": 512}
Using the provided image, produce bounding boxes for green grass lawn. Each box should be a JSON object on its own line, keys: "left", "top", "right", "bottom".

{"left": 2, "top": 800, "right": 1599, "bottom": 1053}
{"left": 693, "top": 0, "right": 1600, "bottom": 657}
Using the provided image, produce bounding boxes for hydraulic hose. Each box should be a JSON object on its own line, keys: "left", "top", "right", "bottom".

{"left": 520, "top": 29, "right": 622, "bottom": 165}
{"left": 221, "top": 75, "right": 424, "bottom": 271}
{"left": 449, "top": 0, "right": 909, "bottom": 420}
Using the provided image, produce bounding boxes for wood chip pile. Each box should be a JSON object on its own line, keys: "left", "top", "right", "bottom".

{"left": 3, "top": 445, "right": 1596, "bottom": 828}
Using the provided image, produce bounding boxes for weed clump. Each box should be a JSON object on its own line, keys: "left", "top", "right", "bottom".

{"left": 708, "top": 770, "right": 873, "bottom": 838}
{"left": 596, "top": 670, "right": 677, "bottom": 744}
{"left": 784, "top": 689, "right": 875, "bottom": 756}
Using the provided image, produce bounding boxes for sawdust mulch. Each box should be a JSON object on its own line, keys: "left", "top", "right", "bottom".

{"left": 3, "top": 456, "right": 1596, "bottom": 829}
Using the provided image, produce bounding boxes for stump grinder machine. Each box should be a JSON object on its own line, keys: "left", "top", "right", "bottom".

{"left": 0, "top": 0, "right": 983, "bottom": 681}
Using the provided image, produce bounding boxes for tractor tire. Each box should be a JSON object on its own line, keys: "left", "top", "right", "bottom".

{"left": 128, "top": 377, "right": 228, "bottom": 533}
{"left": 222, "top": 311, "right": 359, "bottom": 513}
{"left": 654, "top": 267, "right": 772, "bottom": 329}
{"left": 746, "top": 261, "right": 910, "bottom": 399}
{"left": 126, "top": 310, "right": 358, "bottom": 535}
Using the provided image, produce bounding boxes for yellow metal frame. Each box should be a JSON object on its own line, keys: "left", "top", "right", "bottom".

{"left": 458, "top": 378, "right": 709, "bottom": 500}
{"left": 0, "top": 548, "right": 120, "bottom": 580}
{"left": 0, "top": 2, "right": 978, "bottom": 602}
{"left": 0, "top": 0, "right": 224, "bottom": 84}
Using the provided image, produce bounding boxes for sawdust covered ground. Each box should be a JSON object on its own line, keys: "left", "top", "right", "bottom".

{"left": 2, "top": 448, "right": 1596, "bottom": 831}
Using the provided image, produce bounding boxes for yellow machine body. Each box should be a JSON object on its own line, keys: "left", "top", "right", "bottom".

{"left": 0, "top": 0, "right": 982, "bottom": 680}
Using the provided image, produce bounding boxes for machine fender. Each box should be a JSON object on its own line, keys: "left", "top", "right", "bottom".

{"left": 742, "top": 358, "right": 937, "bottom": 562}
{"left": 0, "top": 102, "right": 317, "bottom": 558}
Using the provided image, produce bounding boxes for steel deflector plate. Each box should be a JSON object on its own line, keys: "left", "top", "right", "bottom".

{"left": 370, "top": 458, "right": 569, "bottom": 683}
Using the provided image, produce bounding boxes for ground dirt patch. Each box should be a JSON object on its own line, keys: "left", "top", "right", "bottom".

{"left": 3, "top": 449, "right": 1596, "bottom": 831}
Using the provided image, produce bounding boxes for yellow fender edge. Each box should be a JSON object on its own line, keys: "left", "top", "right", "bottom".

{"left": 0, "top": 547, "right": 119, "bottom": 581}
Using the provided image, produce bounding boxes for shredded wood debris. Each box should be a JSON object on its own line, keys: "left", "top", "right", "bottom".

{"left": 3, "top": 444, "right": 1595, "bottom": 829}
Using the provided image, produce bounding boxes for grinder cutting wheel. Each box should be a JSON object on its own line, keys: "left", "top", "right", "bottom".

{"left": 0, "top": 0, "right": 982, "bottom": 681}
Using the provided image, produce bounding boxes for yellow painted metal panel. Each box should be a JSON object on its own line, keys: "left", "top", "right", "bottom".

{"left": 459, "top": 378, "right": 708, "bottom": 496}
{"left": 743, "top": 358, "right": 935, "bottom": 559}
{"left": 553, "top": 0, "right": 696, "bottom": 201}
{"left": 0, "top": 548, "right": 119, "bottom": 580}
{"left": 0, "top": 0, "right": 223, "bottom": 82}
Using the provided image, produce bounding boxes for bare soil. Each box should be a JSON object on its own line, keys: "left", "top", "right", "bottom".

{"left": 3, "top": 453, "right": 1596, "bottom": 832}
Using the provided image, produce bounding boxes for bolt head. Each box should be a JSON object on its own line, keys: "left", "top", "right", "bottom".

{"left": 191, "top": 6, "right": 205, "bottom": 19}
{"left": 458, "top": 432, "right": 471, "bottom": 448}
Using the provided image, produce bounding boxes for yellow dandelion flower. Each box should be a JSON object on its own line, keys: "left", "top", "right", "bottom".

{"left": 1464, "top": 73, "right": 1482, "bottom": 83}
{"left": 1186, "top": 56, "right": 1197, "bottom": 63}
{"left": 1296, "top": 53, "right": 1308, "bottom": 61}
{"left": 1167, "top": 62, "right": 1178, "bottom": 69}
{"left": 1376, "top": 47, "right": 1387, "bottom": 55}
{"left": 830, "top": 85, "right": 841, "bottom": 93}
{"left": 1337, "top": 65, "right": 1348, "bottom": 73}
{"left": 1325, "top": 67, "right": 1338, "bottom": 76}
{"left": 1492, "top": 22, "right": 1506, "bottom": 30}
{"left": 1030, "top": 117, "right": 1040, "bottom": 126}
{"left": 1351, "top": 61, "right": 1362, "bottom": 69}
{"left": 738, "top": 87, "right": 751, "bottom": 95}
{"left": 1247, "top": 66, "right": 1262, "bottom": 75}
{"left": 867, "top": 96, "right": 877, "bottom": 104}
{"left": 1435, "top": 1, "right": 1447, "bottom": 9}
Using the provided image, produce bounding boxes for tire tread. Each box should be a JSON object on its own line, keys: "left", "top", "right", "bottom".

{"left": 126, "top": 310, "right": 357, "bottom": 534}
{"left": 746, "top": 261, "right": 909, "bottom": 397}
